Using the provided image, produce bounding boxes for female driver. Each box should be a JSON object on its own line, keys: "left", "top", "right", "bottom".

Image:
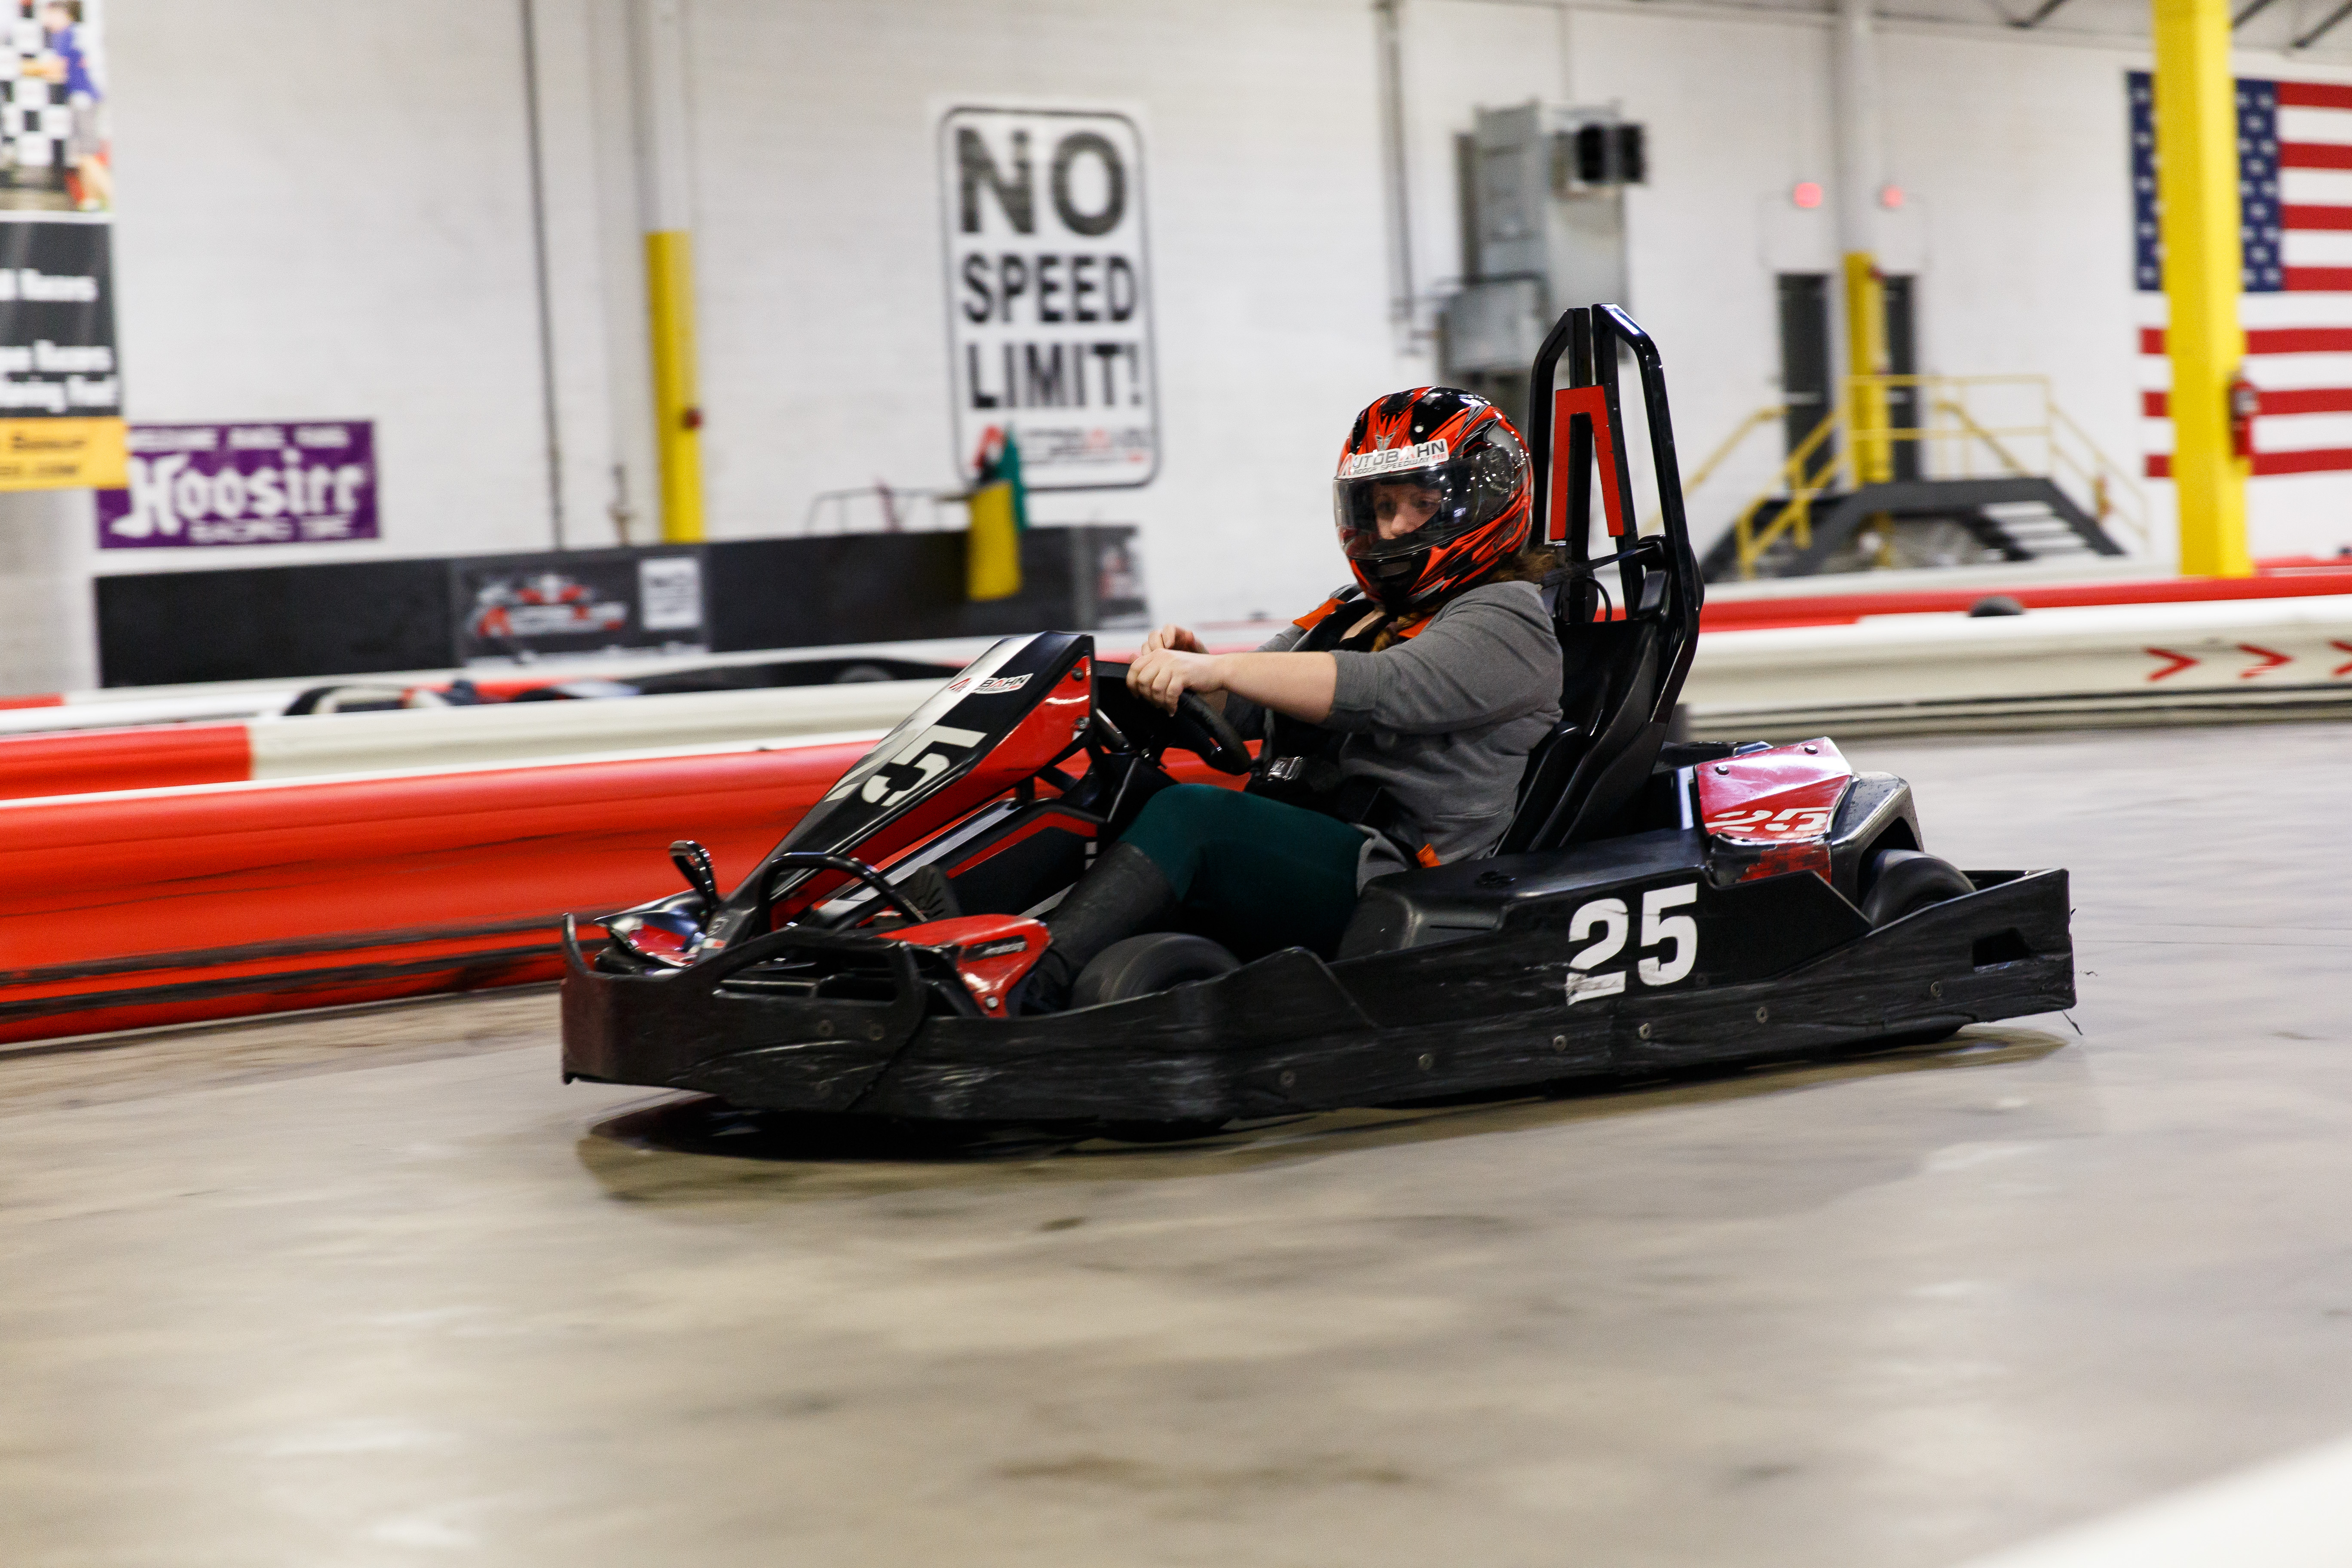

{"left": 1026, "top": 386, "right": 1563, "bottom": 1009}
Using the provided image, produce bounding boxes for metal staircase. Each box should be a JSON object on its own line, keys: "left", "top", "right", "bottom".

{"left": 1679, "top": 375, "right": 2147, "bottom": 581}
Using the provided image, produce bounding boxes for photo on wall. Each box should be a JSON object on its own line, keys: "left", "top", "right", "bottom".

{"left": 0, "top": 0, "right": 115, "bottom": 489}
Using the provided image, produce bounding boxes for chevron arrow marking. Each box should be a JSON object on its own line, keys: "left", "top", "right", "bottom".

{"left": 2236, "top": 643, "right": 2292, "bottom": 678}
{"left": 2144, "top": 647, "right": 2198, "bottom": 681}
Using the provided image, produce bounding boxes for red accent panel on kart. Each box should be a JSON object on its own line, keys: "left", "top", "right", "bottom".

{"left": 990, "top": 659, "right": 1096, "bottom": 775}
{"left": 1549, "top": 384, "right": 1630, "bottom": 541}
{"left": 877, "top": 913, "right": 1048, "bottom": 1016}
{"left": 1696, "top": 738, "right": 1852, "bottom": 884}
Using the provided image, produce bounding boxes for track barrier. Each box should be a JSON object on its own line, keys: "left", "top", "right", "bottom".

{"left": 0, "top": 737, "right": 872, "bottom": 1047}
{"left": 0, "top": 735, "right": 1246, "bottom": 1047}
{"left": 1685, "top": 593, "right": 2352, "bottom": 737}
{"left": 0, "top": 681, "right": 940, "bottom": 802}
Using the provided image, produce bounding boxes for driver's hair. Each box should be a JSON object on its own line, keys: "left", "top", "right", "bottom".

{"left": 1368, "top": 543, "right": 1559, "bottom": 650}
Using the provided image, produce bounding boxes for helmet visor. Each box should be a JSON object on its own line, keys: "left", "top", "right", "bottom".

{"left": 1331, "top": 430, "right": 1525, "bottom": 561}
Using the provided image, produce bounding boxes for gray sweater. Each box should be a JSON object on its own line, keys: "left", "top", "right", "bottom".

{"left": 1227, "top": 580, "right": 1563, "bottom": 886}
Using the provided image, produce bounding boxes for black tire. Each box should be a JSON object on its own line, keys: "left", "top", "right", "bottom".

{"left": 1859, "top": 848, "right": 1975, "bottom": 927}
{"left": 1071, "top": 932, "right": 1240, "bottom": 1008}
{"left": 1095, "top": 1119, "right": 1230, "bottom": 1144}
{"left": 1871, "top": 1024, "right": 1964, "bottom": 1048}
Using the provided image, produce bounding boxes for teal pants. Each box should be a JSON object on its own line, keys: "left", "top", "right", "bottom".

{"left": 1118, "top": 784, "right": 1365, "bottom": 959}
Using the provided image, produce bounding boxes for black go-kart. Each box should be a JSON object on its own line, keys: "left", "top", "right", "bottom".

{"left": 562, "top": 306, "right": 2074, "bottom": 1128}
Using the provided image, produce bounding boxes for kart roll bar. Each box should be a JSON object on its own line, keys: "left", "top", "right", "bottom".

{"left": 1522, "top": 303, "right": 1706, "bottom": 715}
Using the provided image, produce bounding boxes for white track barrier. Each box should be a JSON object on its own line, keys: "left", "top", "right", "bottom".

{"left": 0, "top": 689, "right": 315, "bottom": 735}
{"left": 0, "top": 629, "right": 1185, "bottom": 737}
{"left": 1682, "top": 594, "right": 2352, "bottom": 738}
{"left": 240, "top": 680, "right": 940, "bottom": 779}
{"left": 233, "top": 593, "right": 2352, "bottom": 781}
{"left": 11, "top": 594, "right": 2350, "bottom": 763}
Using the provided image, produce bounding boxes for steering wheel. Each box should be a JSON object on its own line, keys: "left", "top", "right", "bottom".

{"left": 1168, "top": 691, "right": 1253, "bottom": 775}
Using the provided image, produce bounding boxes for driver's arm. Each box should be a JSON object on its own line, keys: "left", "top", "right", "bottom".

{"left": 1127, "top": 643, "right": 1336, "bottom": 723}
{"left": 1207, "top": 651, "right": 1337, "bottom": 723}
{"left": 1135, "top": 622, "right": 1328, "bottom": 724}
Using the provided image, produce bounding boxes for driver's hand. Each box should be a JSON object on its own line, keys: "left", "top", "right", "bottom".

{"left": 1139, "top": 623, "right": 1206, "bottom": 656}
{"left": 1127, "top": 646, "right": 1225, "bottom": 714}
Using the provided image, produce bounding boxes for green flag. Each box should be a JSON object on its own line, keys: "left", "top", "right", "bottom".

{"left": 998, "top": 430, "right": 1029, "bottom": 531}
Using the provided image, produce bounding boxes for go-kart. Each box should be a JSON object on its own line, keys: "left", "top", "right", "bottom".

{"left": 560, "top": 306, "right": 2074, "bottom": 1127}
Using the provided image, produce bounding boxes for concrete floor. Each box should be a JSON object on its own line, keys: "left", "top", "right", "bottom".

{"left": 4, "top": 723, "right": 2351, "bottom": 1568}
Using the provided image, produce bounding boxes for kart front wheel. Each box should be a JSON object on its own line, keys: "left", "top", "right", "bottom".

{"left": 1860, "top": 848, "right": 1975, "bottom": 927}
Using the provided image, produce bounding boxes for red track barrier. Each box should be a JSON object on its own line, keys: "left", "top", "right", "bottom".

{"left": 0, "top": 723, "right": 251, "bottom": 802}
{"left": 1700, "top": 562, "right": 2352, "bottom": 632}
{"left": 0, "top": 738, "right": 1245, "bottom": 1046}
{"left": 0, "top": 740, "right": 869, "bottom": 1046}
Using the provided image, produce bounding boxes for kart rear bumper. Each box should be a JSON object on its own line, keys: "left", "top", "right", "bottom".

{"left": 560, "top": 868, "right": 2075, "bottom": 1123}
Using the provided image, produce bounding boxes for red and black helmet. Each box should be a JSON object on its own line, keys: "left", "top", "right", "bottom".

{"left": 1332, "top": 387, "right": 1531, "bottom": 613}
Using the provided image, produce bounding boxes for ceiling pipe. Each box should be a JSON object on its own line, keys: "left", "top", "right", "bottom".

{"left": 1832, "top": 0, "right": 1883, "bottom": 264}
{"left": 519, "top": 0, "right": 565, "bottom": 550}
{"left": 2292, "top": 0, "right": 2352, "bottom": 46}
{"left": 2012, "top": 0, "right": 2079, "bottom": 27}
{"left": 1372, "top": 0, "right": 1418, "bottom": 342}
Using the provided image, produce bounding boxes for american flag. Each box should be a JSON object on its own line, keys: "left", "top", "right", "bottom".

{"left": 2132, "top": 70, "right": 2352, "bottom": 480}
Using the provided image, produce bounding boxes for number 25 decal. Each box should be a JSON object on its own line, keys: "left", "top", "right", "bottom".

{"left": 1705, "top": 806, "right": 1833, "bottom": 837}
{"left": 1565, "top": 883, "right": 1698, "bottom": 1005}
{"left": 824, "top": 723, "right": 987, "bottom": 807}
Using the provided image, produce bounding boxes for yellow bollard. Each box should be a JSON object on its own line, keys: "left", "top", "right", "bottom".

{"left": 966, "top": 481, "right": 1023, "bottom": 601}
{"left": 644, "top": 229, "right": 704, "bottom": 543}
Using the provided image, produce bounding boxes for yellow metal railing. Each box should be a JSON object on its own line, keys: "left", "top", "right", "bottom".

{"left": 1675, "top": 375, "right": 2150, "bottom": 579}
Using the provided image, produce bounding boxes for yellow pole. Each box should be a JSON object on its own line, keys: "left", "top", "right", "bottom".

{"left": 1832, "top": 0, "right": 1891, "bottom": 489}
{"left": 631, "top": 0, "right": 704, "bottom": 544}
{"left": 644, "top": 228, "right": 703, "bottom": 542}
{"left": 2152, "top": 0, "right": 2252, "bottom": 576}
{"left": 1843, "top": 252, "right": 1892, "bottom": 484}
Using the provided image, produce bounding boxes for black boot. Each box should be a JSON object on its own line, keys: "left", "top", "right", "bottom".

{"left": 899, "top": 864, "right": 961, "bottom": 924}
{"left": 1024, "top": 842, "right": 1176, "bottom": 1012}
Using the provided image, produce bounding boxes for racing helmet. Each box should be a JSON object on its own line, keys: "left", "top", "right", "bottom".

{"left": 1332, "top": 387, "right": 1532, "bottom": 612}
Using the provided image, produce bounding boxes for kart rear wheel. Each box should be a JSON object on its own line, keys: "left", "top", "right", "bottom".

{"left": 1072, "top": 932, "right": 1241, "bottom": 1008}
{"left": 1860, "top": 848, "right": 1975, "bottom": 927}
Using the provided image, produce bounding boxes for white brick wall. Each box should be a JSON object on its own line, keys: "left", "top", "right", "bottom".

{"left": 4, "top": 0, "right": 2343, "bottom": 695}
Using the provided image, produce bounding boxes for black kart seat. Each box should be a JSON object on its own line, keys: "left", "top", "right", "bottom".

{"left": 1497, "top": 599, "right": 1664, "bottom": 856}
{"left": 1489, "top": 304, "right": 1703, "bottom": 856}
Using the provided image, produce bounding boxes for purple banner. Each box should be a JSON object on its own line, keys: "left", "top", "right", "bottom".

{"left": 95, "top": 420, "right": 377, "bottom": 548}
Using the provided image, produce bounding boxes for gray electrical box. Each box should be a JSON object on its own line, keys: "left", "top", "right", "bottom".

{"left": 1441, "top": 101, "right": 1642, "bottom": 424}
